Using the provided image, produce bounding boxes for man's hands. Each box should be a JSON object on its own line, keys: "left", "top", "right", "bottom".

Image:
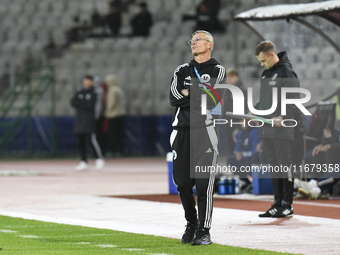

{"left": 320, "top": 144, "right": 331, "bottom": 152}
{"left": 312, "top": 128, "right": 333, "bottom": 156}
{"left": 235, "top": 151, "right": 243, "bottom": 161}
{"left": 181, "top": 89, "right": 189, "bottom": 97}
{"left": 312, "top": 144, "right": 323, "bottom": 156}
{"left": 312, "top": 144, "right": 331, "bottom": 156}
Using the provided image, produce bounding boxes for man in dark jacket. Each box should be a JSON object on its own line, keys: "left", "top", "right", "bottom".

{"left": 170, "top": 30, "right": 225, "bottom": 245}
{"left": 130, "top": 2, "right": 153, "bottom": 36}
{"left": 254, "top": 41, "right": 300, "bottom": 218}
{"left": 71, "top": 75, "right": 105, "bottom": 171}
{"left": 223, "top": 67, "right": 247, "bottom": 154}
{"left": 103, "top": 1, "right": 121, "bottom": 36}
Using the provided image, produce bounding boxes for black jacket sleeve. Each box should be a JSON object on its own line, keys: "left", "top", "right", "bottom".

{"left": 169, "top": 65, "right": 190, "bottom": 108}
{"left": 71, "top": 91, "right": 82, "bottom": 109}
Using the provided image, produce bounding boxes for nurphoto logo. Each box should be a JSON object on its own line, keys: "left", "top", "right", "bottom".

{"left": 200, "top": 84, "right": 312, "bottom": 128}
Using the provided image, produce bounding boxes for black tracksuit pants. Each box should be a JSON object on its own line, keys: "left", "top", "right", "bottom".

{"left": 171, "top": 127, "right": 217, "bottom": 229}
{"left": 263, "top": 138, "right": 294, "bottom": 207}
{"left": 108, "top": 116, "right": 125, "bottom": 154}
{"left": 77, "top": 133, "right": 104, "bottom": 162}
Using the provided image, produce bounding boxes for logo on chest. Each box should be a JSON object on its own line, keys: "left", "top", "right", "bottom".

{"left": 269, "top": 73, "right": 278, "bottom": 86}
{"left": 201, "top": 74, "right": 211, "bottom": 83}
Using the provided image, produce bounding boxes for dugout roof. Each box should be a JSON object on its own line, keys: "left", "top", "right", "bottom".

{"left": 234, "top": 0, "right": 340, "bottom": 54}
{"left": 234, "top": 0, "right": 340, "bottom": 26}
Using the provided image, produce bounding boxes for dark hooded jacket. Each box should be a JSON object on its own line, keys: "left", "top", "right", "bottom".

{"left": 256, "top": 51, "right": 300, "bottom": 141}
{"left": 71, "top": 86, "right": 96, "bottom": 133}
{"left": 169, "top": 58, "right": 226, "bottom": 130}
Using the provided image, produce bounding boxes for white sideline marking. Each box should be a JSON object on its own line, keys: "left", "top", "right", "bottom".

{"left": 19, "top": 235, "right": 39, "bottom": 238}
{"left": 147, "top": 253, "right": 172, "bottom": 255}
{"left": 43, "top": 233, "right": 110, "bottom": 238}
{"left": 96, "top": 244, "right": 117, "bottom": 248}
{"left": 70, "top": 234, "right": 108, "bottom": 237}
{"left": 0, "top": 229, "right": 17, "bottom": 233}
{"left": 121, "top": 248, "right": 144, "bottom": 251}
{"left": 294, "top": 201, "right": 340, "bottom": 208}
{"left": 75, "top": 242, "right": 91, "bottom": 245}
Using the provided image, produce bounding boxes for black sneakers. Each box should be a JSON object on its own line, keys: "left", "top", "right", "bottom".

{"left": 259, "top": 205, "right": 294, "bottom": 218}
{"left": 272, "top": 207, "right": 294, "bottom": 218}
{"left": 191, "top": 228, "right": 212, "bottom": 245}
{"left": 181, "top": 222, "right": 197, "bottom": 244}
{"left": 258, "top": 205, "right": 279, "bottom": 217}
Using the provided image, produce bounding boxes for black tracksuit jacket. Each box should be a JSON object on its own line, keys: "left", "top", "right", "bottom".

{"left": 256, "top": 51, "right": 300, "bottom": 141}
{"left": 170, "top": 58, "right": 226, "bottom": 130}
{"left": 71, "top": 86, "right": 97, "bottom": 134}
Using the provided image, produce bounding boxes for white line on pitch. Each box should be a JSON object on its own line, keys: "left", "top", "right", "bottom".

{"left": 0, "top": 229, "right": 17, "bottom": 233}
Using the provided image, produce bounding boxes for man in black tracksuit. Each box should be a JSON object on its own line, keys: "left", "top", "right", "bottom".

{"left": 254, "top": 41, "right": 300, "bottom": 218}
{"left": 170, "top": 30, "right": 225, "bottom": 245}
{"left": 71, "top": 75, "right": 105, "bottom": 171}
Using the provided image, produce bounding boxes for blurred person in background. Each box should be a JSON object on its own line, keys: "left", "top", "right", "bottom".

{"left": 103, "top": 1, "right": 122, "bottom": 36}
{"left": 226, "top": 121, "right": 266, "bottom": 193}
{"left": 93, "top": 76, "right": 108, "bottom": 155}
{"left": 71, "top": 75, "right": 105, "bottom": 171}
{"left": 183, "top": 0, "right": 224, "bottom": 33}
{"left": 130, "top": 2, "right": 153, "bottom": 36}
{"left": 223, "top": 67, "right": 247, "bottom": 154}
{"left": 295, "top": 128, "right": 340, "bottom": 198}
{"left": 227, "top": 121, "right": 265, "bottom": 170}
{"left": 105, "top": 75, "right": 126, "bottom": 156}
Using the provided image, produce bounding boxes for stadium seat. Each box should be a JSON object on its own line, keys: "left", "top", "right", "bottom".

{"left": 52, "top": 29, "right": 67, "bottom": 46}
{"left": 294, "top": 65, "right": 307, "bottom": 79}
{"left": 38, "top": 1, "right": 52, "bottom": 13}
{"left": 31, "top": 14, "right": 47, "bottom": 30}
{"left": 306, "top": 47, "right": 320, "bottom": 64}
{"left": 143, "top": 37, "right": 158, "bottom": 50}
{"left": 147, "top": 0, "right": 162, "bottom": 14}
{"left": 113, "top": 38, "right": 130, "bottom": 51}
{"left": 323, "top": 63, "right": 339, "bottom": 79}
{"left": 320, "top": 47, "right": 337, "bottom": 66}
{"left": 80, "top": 1, "right": 95, "bottom": 13}
{"left": 127, "top": 37, "right": 145, "bottom": 50}
{"left": 2, "top": 17, "right": 17, "bottom": 31}
{"left": 95, "top": 1, "right": 108, "bottom": 15}
{"left": 8, "top": 2, "right": 23, "bottom": 15}
{"left": 51, "top": 1, "right": 66, "bottom": 13}
{"left": 23, "top": 2, "right": 37, "bottom": 16}
{"left": 179, "top": 21, "right": 195, "bottom": 35}
{"left": 150, "top": 22, "right": 167, "bottom": 38}
{"left": 173, "top": 35, "right": 189, "bottom": 50}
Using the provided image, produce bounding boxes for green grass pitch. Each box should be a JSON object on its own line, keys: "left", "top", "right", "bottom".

{"left": 0, "top": 215, "right": 296, "bottom": 255}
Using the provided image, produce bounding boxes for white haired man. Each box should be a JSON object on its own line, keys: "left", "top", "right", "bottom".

{"left": 169, "top": 30, "right": 226, "bottom": 245}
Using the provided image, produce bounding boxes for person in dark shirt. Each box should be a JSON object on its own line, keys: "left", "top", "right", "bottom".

{"left": 227, "top": 124, "right": 264, "bottom": 170}
{"left": 195, "top": 1, "right": 224, "bottom": 33}
{"left": 71, "top": 75, "right": 105, "bottom": 171}
{"left": 223, "top": 68, "right": 247, "bottom": 154}
{"left": 130, "top": 2, "right": 153, "bottom": 36}
{"left": 295, "top": 128, "right": 340, "bottom": 198}
{"left": 103, "top": 1, "right": 122, "bottom": 36}
{"left": 169, "top": 30, "right": 226, "bottom": 245}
